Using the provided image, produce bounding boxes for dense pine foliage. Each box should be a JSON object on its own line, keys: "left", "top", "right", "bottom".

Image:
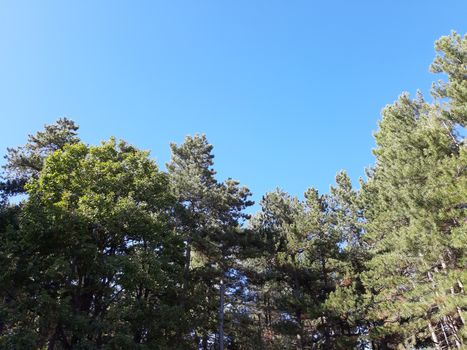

{"left": 0, "top": 32, "right": 466, "bottom": 349}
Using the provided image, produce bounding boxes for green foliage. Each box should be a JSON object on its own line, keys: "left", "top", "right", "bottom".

{"left": 1, "top": 32, "right": 466, "bottom": 350}
{"left": 2, "top": 118, "right": 80, "bottom": 193}
{"left": 360, "top": 32, "right": 466, "bottom": 349}
{"left": 167, "top": 134, "right": 253, "bottom": 349}
{"left": 1, "top": 139, "right": 185, "bottom": 349}
{"left": 431, "top": 32, "right": 467, "bottom": 125}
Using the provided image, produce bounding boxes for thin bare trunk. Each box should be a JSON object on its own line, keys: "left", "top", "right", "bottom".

{"left": 258, "top": 313, "right": 264, "bottom": 350}
{"left": 296, "top": 310, "right": 303, "bottom": 350}
{"left": 440, "top": 319, "right": 451, "bottom": 350}
{"left": 457, "top": 306, "right": 465, "bottom": 326}
{"left": 184, "top": 237, "right": 192, "bottom": 290}
{"left": 428, "top": 321, "right": 441, "bottom": 350}
{"left": 219, "top": 277, "right": 225, "bottom": 350}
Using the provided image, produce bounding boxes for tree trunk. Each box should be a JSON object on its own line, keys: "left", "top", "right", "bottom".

{"left": 291, "top": 254, "right": 303, "bottom": 350}
{"left": 428, "top": 322, "right": 440, "bottom": 350}
{"left": 296, "top": 309, "right": 303, "bottom": 350}
{"left": 47, "top": 331, "right": 57, "bottom": 350}
{"left": 183, "top": 237, "right": 192, "bottom": 290}
{"left": 219, "top": 277, "right": 225, "bottom": 350}
{"left": 258, "top": 313, "right": 264, "bottom": 350}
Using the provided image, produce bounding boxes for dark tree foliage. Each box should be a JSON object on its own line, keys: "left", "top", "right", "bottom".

{"left": 2, "top": 118, "right": 80, "bottom": 194}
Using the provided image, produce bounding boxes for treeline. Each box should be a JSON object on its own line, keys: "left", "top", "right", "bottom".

{"left": 0, "top": 32, "right": 465, "bottom": 349}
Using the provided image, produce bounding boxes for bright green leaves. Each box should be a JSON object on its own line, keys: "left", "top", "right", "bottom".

{"left": 1, "top": 138, "right": 184, "bottom": 349}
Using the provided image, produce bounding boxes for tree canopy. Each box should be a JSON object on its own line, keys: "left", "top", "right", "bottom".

{"left": 0, "top": 32, "right": 466, "bottom": 349}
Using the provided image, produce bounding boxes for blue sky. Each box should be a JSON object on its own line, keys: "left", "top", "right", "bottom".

{"left": 1, "top": 1, "right": 466, "bottom": 209}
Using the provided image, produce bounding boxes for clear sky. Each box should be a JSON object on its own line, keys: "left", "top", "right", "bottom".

{"left": 1, "top": 1, "right": 466, "bottom": 210}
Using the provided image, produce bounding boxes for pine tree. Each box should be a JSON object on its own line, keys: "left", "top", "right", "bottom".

{"left": 361, "top": 37, "right": 466, "bottom": 347}
{"left": 167, "top": 135, "right": 253, "bottom": 349}
{"left": 324, "top": 171, "right": 369, "bottom": 349}
{"left": 249, "top": 187, "right": 351, "bottom": 349}
{"left": 247, "top": 189, "right": 305, "bottom": 349}
{"left": 1, "top": 118, "right": 80, "bottom": 196}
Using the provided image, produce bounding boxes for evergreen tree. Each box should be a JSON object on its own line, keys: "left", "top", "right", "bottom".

{"left": 167, "top": 135, "right": 253, "bottom": 349}
{"left": 1, "top": 118, "right": 80, "bottom": 196}
{"left": 248, "top": 186, "right": 352, "bottom": 349}
{"left": 431, "top": 32, "right": 467, "bottom": 126}
{"left": 324, "top": 171, "right": 369, "bottom": 349}
{"left": 362, "top": 63, "right": 466, "bottom": 347}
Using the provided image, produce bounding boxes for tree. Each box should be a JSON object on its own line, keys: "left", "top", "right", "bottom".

{"left": 248, "top": 185, "right": 357, "bottom": 349}
{"left": 167, "top": 135, "right": 253, "bottom": 349}
{"left": 431, "top": 32, "right": 467, "bottom": 126}
{"left": 324, "top": 171, "right": 369, "bottom": 349}
{"left": 361, "top": 89, "right": 465, "bottom": 348}
{"left": 1, "top": 118, "right": 80, "bottom": 196}
{"left": 0, "top": 139, "right": 185, "bottom": 349}
{"left": 0, "top": 31, "right": 465, "bottom": 350}
{"left": 247, "top": 189, "right": 305, "bottom": 349}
